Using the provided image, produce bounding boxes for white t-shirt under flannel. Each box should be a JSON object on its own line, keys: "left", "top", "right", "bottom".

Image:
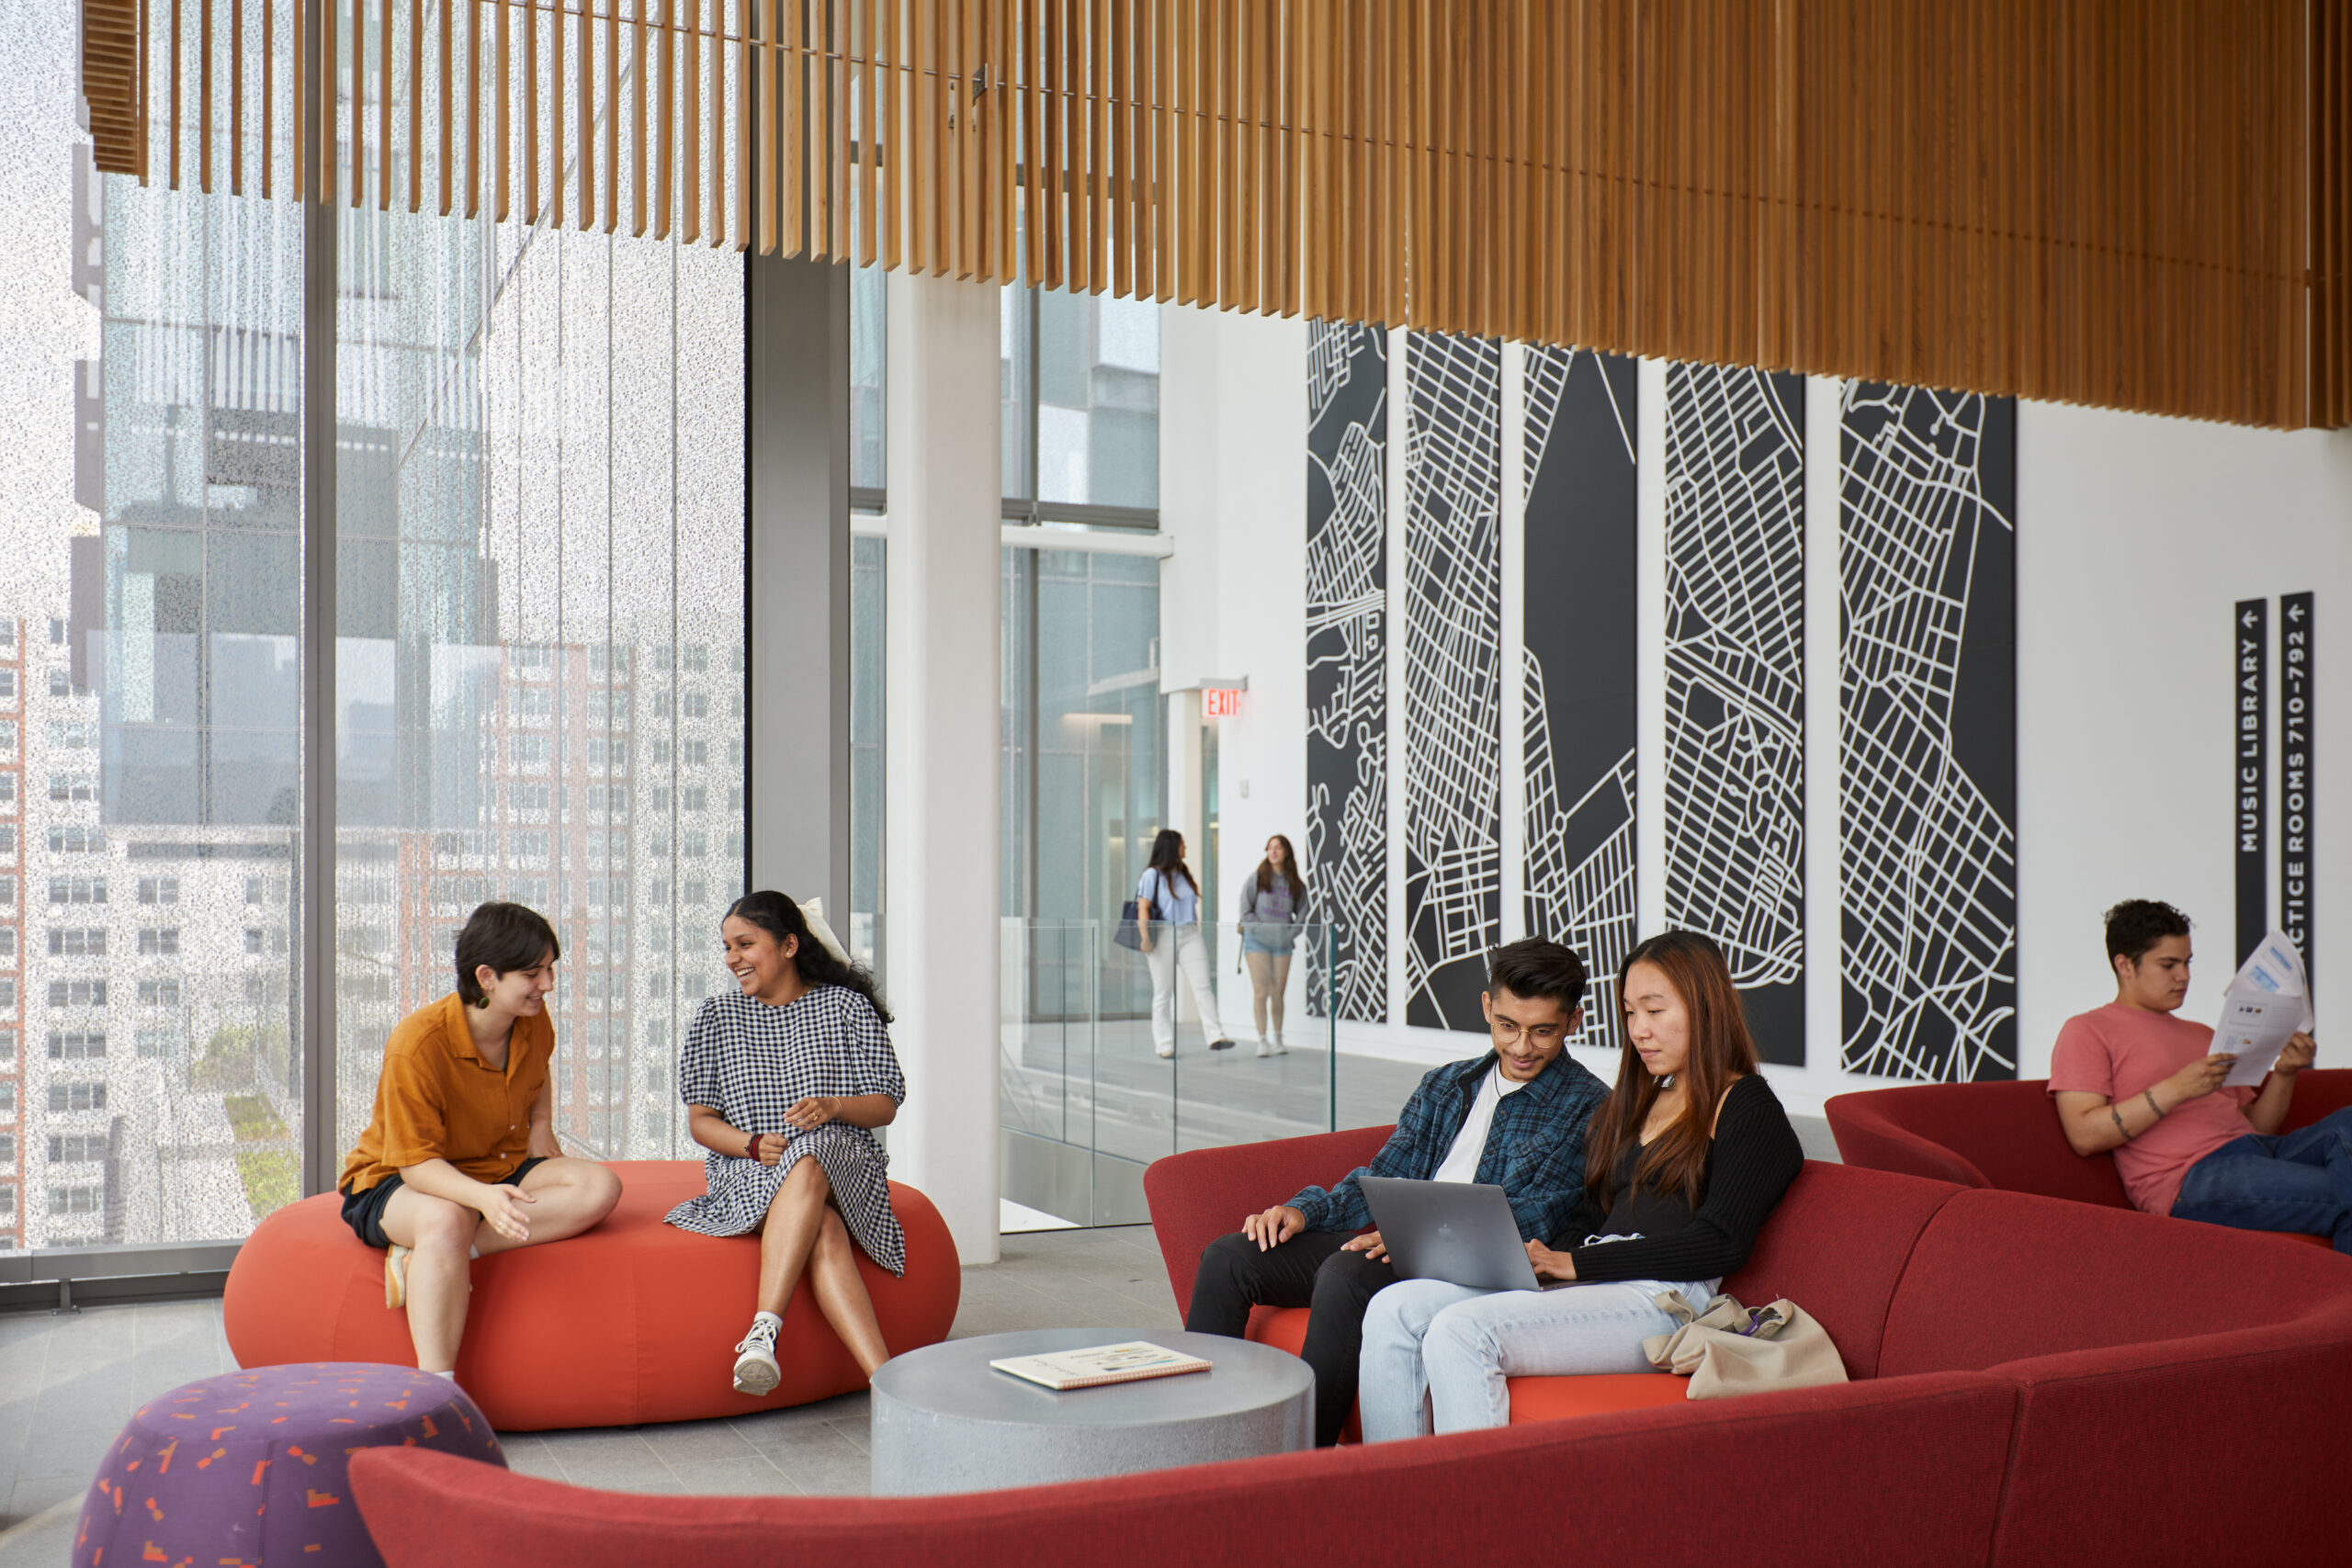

{"left": 1430, "top": 1065, "right": 1528, "bottom": 1184}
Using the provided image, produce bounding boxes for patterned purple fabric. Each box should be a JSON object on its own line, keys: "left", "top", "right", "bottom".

{"left": 74, "top": 1361, "right": 505, "bottom": 1567}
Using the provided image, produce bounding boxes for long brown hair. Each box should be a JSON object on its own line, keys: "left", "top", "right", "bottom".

{"left": 1255, "top": 834, "right": 1307, "bottom": 900}
{"left": 1581, "top": 930, "right": 1759, "bottom": 1212}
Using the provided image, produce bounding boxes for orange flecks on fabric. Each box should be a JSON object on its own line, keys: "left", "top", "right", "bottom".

{"left": 112, "top": 1483, "right": 126, "bottom": 1512}
{"left": 270, "top": 1416, "right": 288, "bottom": 1425}
{"left": 249, "top": 1459, "right": 271, "bottom": 1486}
{"left": 146, "top": 1496, "right": 164, "bottom": 1521}
{"left": 286, "top": 1446, "right": 314, "bottom": 1464}
{"left": 328, "top": 1418, "right": 356, "bottom": 1425}
{"left": 419, "top": 1416, "right": 439, "bottom": 1439}
{"left": 304, "top": 1490, "right": 340, "bottom": 1508}
{"left": 209, "top": 1428, "right": 233, "bottom": 1441}
{"left": 125, "top": 1459, "right": 142, "bottom": 1472}
{"left": 167, "top": 1413, "right": 196, "bottom": 1421}
{"left": 384, "top": 1398, "right": 409, "bottom": 1412}
{"left": 156, "top": 1440, "right": 179, "bottom": 1472}
{"left": 195, "top": 1449, "right": 226, "bottom": 1470}
{"left": 142, "top": 1545, "right": 169, "bottom": 1562}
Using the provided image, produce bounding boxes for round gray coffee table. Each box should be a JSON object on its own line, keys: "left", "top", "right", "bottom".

{"left": 868, "top": 1326, "right": 1314, "bottom": 1495}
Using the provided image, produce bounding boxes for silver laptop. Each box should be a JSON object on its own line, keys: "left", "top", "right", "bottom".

{"left": 1360, "top": 1176, "right": 1544, "bottom": 1292}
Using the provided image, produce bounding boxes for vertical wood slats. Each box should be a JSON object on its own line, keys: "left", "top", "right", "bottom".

{"left": 75, "top": 0, "right": 2352, "bottom": 429}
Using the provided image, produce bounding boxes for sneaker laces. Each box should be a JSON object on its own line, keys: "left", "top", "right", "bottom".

{"left": 736, "top": 1318, "right": 780, "bottom": 1356}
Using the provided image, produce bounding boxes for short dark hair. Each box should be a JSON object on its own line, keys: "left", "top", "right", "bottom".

{"left": 2104, "top": 899, "right": 2191, "bottom": 967}
{"left": 1486, "top": 938, "right": 1588, "bottom": 1014}
{"left": 456, "top": 901, "right": 560, "bottom": 1007}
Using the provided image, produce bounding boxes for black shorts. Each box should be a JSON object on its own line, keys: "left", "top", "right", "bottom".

{"left": 339, "top": 1156, "right": 551, "bottom": 1249}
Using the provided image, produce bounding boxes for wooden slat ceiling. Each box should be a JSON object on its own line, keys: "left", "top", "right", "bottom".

{"left": 79, "top": 0, "right": 2352, "bottom": 429}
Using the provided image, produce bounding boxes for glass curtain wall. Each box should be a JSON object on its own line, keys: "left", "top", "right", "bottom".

{"left": 997, "top": 291, "right": 1161, "bottom": 1019}
{"left": 0, "top": 0, "right": 306, "bottom": 1251}
{"left": 335, "top": 15, "right": 746, "bottom": 1166}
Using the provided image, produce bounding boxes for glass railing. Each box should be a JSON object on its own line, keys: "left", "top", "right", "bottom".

{"left": 999, "top": 919, "right": 1356, "bottom": 1228}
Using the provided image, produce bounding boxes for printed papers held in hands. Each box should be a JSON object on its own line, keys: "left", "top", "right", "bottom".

{"left": 2214, "top": 931, "right": 2314, "bottom": 1089}
{"left": 988, "top": 1341, "right": 1214, "bottom": 1392}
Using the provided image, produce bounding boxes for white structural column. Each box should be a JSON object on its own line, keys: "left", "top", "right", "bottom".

{"left": 883, "top": 272, "right": 1003, "bottom": 1264}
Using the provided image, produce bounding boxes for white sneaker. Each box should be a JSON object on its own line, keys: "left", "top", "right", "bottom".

{"left": 1255, "top": 1037, "right": 1272, "bottom": 1057}
{"left": 384, "top": 1243, "right": 413, "bottom": 1310}
{"left": 1271, "top": 1033, "right": 1287, "bottom": 1055}
{"left": 732, "top": 1316, "right": 782, "bottom": 1395}
{"left": 1156, "top": 1043, "right": 1175, "bottom": 1058}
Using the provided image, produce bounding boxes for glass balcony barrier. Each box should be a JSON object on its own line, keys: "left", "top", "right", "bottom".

{"left": 1000, "top": 919, "right": 1373, "bottom": 1230}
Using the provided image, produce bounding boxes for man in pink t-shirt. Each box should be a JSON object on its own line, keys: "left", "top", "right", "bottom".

{"left": 2049, "top": 899, "right": 2345, "bottom": 1250}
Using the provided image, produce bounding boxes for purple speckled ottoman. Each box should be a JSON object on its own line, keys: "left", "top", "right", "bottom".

{"left": 74, "top": 1361, "right": 505, "bottom": 1568}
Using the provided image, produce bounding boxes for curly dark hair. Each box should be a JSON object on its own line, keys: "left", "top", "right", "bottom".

{"left": 722, "top": 890, "right": 892, "bottom": 1024}
{"left": 2105, "top": 899, "right": 2191, "bottom": 967}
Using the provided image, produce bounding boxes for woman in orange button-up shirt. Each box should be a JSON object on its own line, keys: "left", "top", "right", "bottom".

{"left": 338, "top": 902, "right": 623, "bottom": 1379}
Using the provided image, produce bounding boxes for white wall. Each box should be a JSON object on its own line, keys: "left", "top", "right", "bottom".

{"left": 2013, "top": 405, "right": 2352, "bottom": 1074}
{"left": 1159, "top": 299, "right": 2352, "bottom": 1118}
{"left": 1158, "top": 304, "right": 1311, "bottom": 950}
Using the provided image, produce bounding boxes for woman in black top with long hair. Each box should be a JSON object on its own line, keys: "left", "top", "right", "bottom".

{"left": 1358, "top": 930, "right": 1804, "bottom": 1439}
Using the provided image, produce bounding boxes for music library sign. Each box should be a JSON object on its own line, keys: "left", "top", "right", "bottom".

{"left": 2235, "top": 593, "right": 2315, "bottom": 976}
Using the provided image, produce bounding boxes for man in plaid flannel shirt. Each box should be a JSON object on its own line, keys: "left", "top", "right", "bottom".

{"left": 1185, "top": 939, "right": 1610, "bottom": 1446}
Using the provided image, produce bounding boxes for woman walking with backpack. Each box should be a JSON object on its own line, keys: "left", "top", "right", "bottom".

{"left": 1136, "top": 829, "right": 1236, "bottom": 1059}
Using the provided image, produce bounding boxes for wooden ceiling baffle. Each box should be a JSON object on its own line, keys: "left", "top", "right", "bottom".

{"left": 72, "top": 0, "right": 2352, "bottom": 429}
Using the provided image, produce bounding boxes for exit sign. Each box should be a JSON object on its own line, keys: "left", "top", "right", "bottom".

{"left": 1203, "top": 687, "right": 1244, "bottom": 719}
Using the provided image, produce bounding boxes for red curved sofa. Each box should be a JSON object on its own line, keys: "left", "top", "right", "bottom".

{"left": 347, "top": 1144, "right": 2351, "bottom": 1566}
{"left": 224, "top": 1160, "right": 960, "bottom": 1429}
{"left": 1826, "top": 1070, "right": 2352, "bottom": 1237}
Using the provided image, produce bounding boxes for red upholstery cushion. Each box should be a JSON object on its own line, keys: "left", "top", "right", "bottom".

{"left": 1144, "top": 1124, "right": 1394, "bottom": 1316}
{"left": 1242, "top": 1306, "right": 1361, "bottom": 1443}
{"left": 1506, "top": 1372, "right": 1689, "bottom": 1422}
{"left": 1828, "top": 1070, "right": 2352, "bottom": 1216}
{"left": 1876, "top": 1187, "right": 2352, "bottom": 1379}
{"left": 223, "top": 1161, "right": 959, "bottom": 1429}
{"left": 1986, "top": 1296, "right": 2352, "bottom": 1566}
{"left": 352, "top": 1371, "right": 2022, "bottom": 1568}
{"left": 1717, "top": 1161, "right": 1961, "bottom": 1380}
{"left": 1827, "top": 1080, "right": 2132, "bottom": 1206}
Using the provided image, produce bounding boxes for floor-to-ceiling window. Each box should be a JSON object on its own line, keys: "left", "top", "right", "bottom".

{"left": 336, "top": 17, "right": 746, "bottom": 1168}
{"left": 998, "top": 288, "right": 1162, "bottom": 1018}
{"left": 0, "top": 0, "right": 306, "bottom": 1253}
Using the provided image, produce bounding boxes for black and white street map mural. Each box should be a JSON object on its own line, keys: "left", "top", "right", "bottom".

{"left": 1522, "top": 346, "right": 1639, "bottom": 1052}
{"left": 1403, "top": 334, "right": 1504, "bottom": 1032}
{"left": 1838, "top": 384, "right": 2018, "bottom": 1080}
{"left": 1664, "top": 363, "right": 1808, "bottom": 1064}
{"left": 1306, "top": 321, "right": 1389, "bottom": 1024}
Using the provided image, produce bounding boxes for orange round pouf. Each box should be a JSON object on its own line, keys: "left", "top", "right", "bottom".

{"left": 223, "top": 1161, "right": 960, "bottom": 1431}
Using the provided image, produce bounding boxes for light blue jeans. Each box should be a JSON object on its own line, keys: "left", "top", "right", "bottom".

{"left": 1358, "top": 1275, "right": 1715, "bottom": 1441}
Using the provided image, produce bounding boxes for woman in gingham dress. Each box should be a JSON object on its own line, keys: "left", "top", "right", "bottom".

{"left": 666, "top": 890, "right": 907, "bottom": 1396}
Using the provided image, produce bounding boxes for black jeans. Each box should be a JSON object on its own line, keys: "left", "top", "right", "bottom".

{"left": 1185, "top": 1229, "right": 1396, "bottom": 1446}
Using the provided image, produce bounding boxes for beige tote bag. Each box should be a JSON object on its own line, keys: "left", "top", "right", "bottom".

{"left": 1641, "top": 1290, "right": 1850, "bottom": 1400}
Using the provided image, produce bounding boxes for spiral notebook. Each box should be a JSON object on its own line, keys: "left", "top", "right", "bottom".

{"left": 988, "top": 1340, "right": 1213, "bottom": 1391}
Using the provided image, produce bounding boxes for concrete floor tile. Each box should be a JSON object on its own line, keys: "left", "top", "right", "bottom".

{"left": 773, "top": 1447, "right": 871, "bottom": 1496}
{"left": 0, "top": 1495, "right": 84, "bottom": 1568}
{"left": 670, "top": 1452, "right": 801, "bottom": 1497}
{"left": 820, "top": 1411, "right": 871, "bottom": 1455}
{"left": 639, "top": 1416, "right": 759, "bottom": 1465}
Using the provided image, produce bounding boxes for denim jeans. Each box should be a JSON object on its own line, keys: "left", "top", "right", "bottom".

{"left": 2170, "top": 1106, "right": 2352, "bottom": 1252}
{"left": 1358, "top": 1274, "right": 1714, "bottom": 1441}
